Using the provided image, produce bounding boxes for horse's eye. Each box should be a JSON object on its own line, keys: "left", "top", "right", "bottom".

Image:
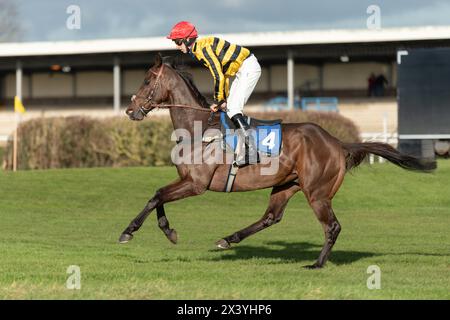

{"left": 144, "top": 79, "right": 150, "bottom": 85}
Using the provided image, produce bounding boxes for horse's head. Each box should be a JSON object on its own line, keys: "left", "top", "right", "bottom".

{"left": 126, "top": 54, "right": 171, "bottom": 121}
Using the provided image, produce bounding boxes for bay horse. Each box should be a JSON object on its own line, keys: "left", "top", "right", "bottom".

{"left": 120, "top": 54, "right": 435, "bottom": 268}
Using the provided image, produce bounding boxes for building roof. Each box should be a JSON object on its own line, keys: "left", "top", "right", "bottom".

{"left": 1, "top": 26, "right": 450, "bottom": 58}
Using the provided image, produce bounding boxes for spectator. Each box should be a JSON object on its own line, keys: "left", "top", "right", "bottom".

{"left": 368, "top": 73, "right": 376, "bottom": 97}
{"left": 374, "top": 74, "right": 388, "bottom": 97}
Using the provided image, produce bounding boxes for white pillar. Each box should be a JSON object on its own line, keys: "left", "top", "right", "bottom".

{"left": 16, "top": 60, "right": 22, "bottom": 100}
{"left": 113, "top": 57, "right": 121, "bottom": 114}
{"left": 14, "top": 60, "right": 23, "bottom": 172}
{"left": 287, "top": 50, "right": 294, "bottom": 110}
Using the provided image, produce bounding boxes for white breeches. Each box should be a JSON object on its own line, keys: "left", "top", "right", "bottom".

{"left": 226, "top": 54, "right": 262, "bottom": 118}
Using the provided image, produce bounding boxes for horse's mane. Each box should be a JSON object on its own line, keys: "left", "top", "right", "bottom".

{"left": 164, "top": 61, "right": 210, "bottom": 109}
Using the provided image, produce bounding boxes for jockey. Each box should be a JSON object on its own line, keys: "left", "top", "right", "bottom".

{"left": 167, "top": 21, "right": 261, "bottom": 166}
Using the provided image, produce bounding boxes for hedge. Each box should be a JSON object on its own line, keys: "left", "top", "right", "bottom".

{"left": 2, "top": 111, "right": 360, "bottom": 170}
{"left": 2, "top": 116, "right": 175, "bottom": 170}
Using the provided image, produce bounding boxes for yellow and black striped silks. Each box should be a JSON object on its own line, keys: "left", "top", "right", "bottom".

{"left": 190, "top": 36, "right": 251, "bottom": 103}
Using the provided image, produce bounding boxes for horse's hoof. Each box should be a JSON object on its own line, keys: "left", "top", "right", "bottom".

{"left": 119, "top": 233, "right": 133, "bottom": 244}
{"left": 216, "top": 239, "right": 231, "bottom": 250}
{"left": 303, "top": 263, "right": 322, "bottom": 270}
{"left": 168, "top": 229, "right": 178, "bottom": 244}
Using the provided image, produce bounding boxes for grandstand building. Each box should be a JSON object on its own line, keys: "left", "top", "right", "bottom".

{"left": 1, "top": 26, "right": 450, "bottom": 145}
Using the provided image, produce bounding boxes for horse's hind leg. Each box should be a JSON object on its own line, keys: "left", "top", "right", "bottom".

{"left": 216, "top": 181, "right": 301, "bottom": 249}
{"left": 304, "top": 198, "right": 341, "bottom": 269}
{"left": 299, "top": 135, "right": 346, "bottom": 269}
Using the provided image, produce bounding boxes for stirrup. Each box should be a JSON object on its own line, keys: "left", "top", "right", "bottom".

{"left": 231, "top": 113, "right": 258, "bottom": 167}
{"left": 234, "top": 136, "right": 259, "bottom": 167}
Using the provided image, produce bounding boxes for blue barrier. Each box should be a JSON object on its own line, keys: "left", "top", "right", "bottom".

{"left": 301, "top": 97, "right": 339, "bottom": 112}
{"left": 263, "top": 96, "right": 301, "bottom": 111}
{"left": 264, "top": 96, "right": 339, "bottom": 112}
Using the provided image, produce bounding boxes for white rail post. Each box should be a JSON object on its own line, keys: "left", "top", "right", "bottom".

{"left": 380, "top": 112, "right": 388, "bottom": 163}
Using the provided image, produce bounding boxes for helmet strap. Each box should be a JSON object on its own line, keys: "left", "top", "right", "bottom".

{"left": 183, "top": 38, "right": 197, "bottom": 53}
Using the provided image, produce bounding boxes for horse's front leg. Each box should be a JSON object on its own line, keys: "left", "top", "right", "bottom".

{"left": 118, "top": 179, "right": 205, "bottom": 243}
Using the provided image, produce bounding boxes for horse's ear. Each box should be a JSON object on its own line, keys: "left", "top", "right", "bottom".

{"left": 154, "top": 53, "right": 162, "bottom": 67}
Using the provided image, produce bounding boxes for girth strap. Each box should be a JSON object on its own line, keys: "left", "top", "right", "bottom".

{"left": 224, "top": 164, "right": 239, "bottom": 192}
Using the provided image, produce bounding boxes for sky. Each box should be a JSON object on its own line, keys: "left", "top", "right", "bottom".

{"left": 9, "top": 0, "right": 450, "bottom": 42}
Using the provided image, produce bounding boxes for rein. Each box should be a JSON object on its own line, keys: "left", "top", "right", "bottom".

{"left": 147, "top": 104, "right": 211, "bottom": 112}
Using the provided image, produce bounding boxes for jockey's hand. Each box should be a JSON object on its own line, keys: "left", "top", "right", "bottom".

{"left": 210, "top": 102, "right": 227, "bottom": 112}
{"left": 210, "top": 104, "right": 219, "bottom": 112}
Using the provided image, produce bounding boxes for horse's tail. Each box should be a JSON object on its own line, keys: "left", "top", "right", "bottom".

{"left": 341, "top": 142, "right": 436, "bottom": 172}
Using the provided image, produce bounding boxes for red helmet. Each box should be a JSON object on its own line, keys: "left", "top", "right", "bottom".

{"left": 167, "top": 21, "right": 198, "bottom": 40}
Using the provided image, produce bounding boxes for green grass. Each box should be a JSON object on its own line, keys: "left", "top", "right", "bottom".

{"left": 0, "top": 161, "right": 449, "bottom": 299}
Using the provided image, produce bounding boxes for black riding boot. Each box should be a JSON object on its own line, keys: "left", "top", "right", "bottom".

{"left": 231, "top": 113, "right": 258, "bottom": 166}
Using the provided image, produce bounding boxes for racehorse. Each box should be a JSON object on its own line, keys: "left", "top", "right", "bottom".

{"left": 120, "top": 54, "right": 435, "bottom": 269}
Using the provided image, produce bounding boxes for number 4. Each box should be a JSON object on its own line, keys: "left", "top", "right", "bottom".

{"left": 261, "top": 131, "right": 276, "bottom": 150}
